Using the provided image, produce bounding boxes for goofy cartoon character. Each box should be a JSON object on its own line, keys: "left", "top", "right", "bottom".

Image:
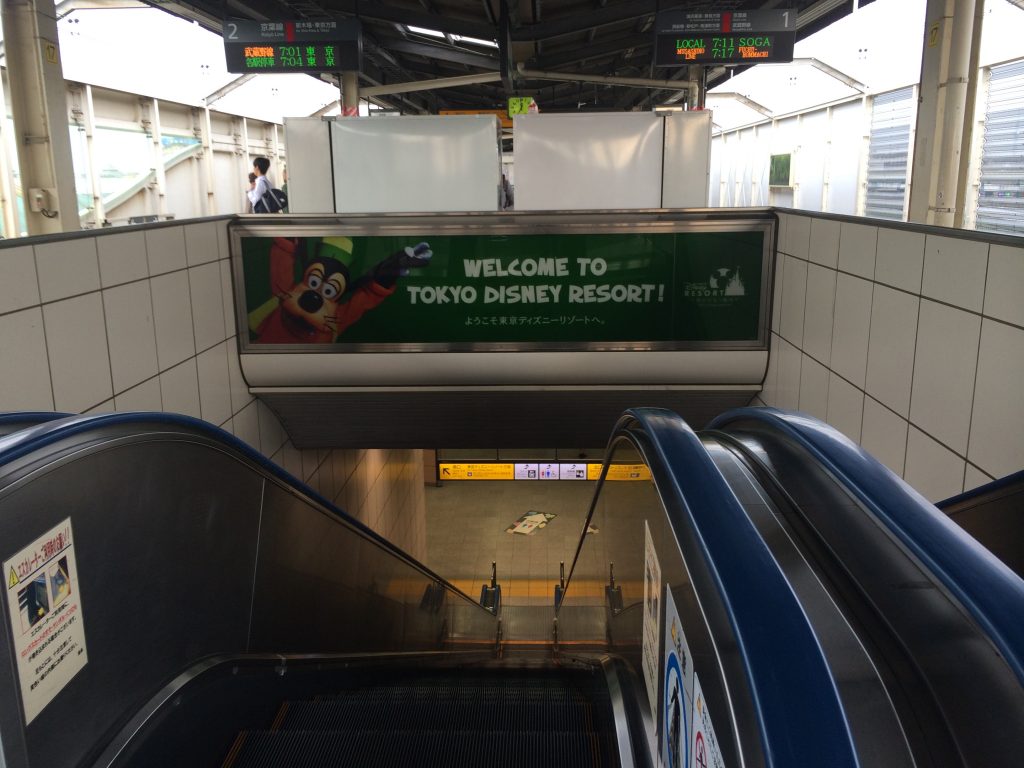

{"left": 250, "top": 236, "right": 432, "bottom": 344}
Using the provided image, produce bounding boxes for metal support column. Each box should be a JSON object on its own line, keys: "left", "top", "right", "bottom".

{"left": 907, "top": 0, "right": 982, "bottom": 226}
{"left": 83, "top": 85, "right": 105, "bottom": 227}
{"left": 0, "top": 67, "right": 20, "bottom": 236}
{"left": 200, "top": 105, "right": 216, "bottom": 215}
{"left": 685, "top": 65, "right": 706, "bottom": 110}
{"left": 953, "top": 0, "right": 986, "bottom": 228}
{"left": 1, "top": 0, "right": 79, "bottom": 234}
{"left": 240, "top": 116, "right": 250, "bottom": 190}
{"left": 150, "top": 98, "right": 166, "bottom": 218}
{"left": 341, "top": 71, "right": 359, "bottom": 116}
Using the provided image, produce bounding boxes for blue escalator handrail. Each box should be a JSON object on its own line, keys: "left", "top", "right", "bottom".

{"left": 708, "top": 406, "right": 1024, "bottom": 685}
{"left": 618, "top": 407, "right": 859, "bottom": 768}
{"left": 0, "top": 411, "right": 72, "bottom": 425}
{"left": 0, "top": 411, "right": 483, "bottom": 611}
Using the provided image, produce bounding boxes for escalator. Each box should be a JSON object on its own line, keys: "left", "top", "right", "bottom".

{"left": 0, "top": 409, "right": 1021, "bottom": 768}
{"left": 937, "top": 469, "right": 1024, "bottom": 577}
{"left": 105, "top": 659, "right": 622, "bottom": 768}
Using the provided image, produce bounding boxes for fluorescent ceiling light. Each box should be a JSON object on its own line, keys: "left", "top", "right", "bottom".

{"left": 456, "top": 35, "right": 498, "bottom": 48}
{"left": 407, "top": 25, "right": 445, "bottom": 38}
{"left": 406, "top": 25, "right": 498, "bottom": 48}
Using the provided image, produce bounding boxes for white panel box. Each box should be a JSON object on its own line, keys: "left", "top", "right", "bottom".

{"left": 514, "top": 113, "right": 664, "bottom": 210}
{"left": 331, "top": 115, "right": 501, "bottom": 213}
{"left": 662, "top": 111, "right": 712, "bottom": 208}
{"left": 283, "top": 117, "right": 335, "bottom": 213}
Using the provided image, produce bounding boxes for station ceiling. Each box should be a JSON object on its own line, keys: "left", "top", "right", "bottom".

{"left": 163, "top": 0, "right": 876, "bottom": 114}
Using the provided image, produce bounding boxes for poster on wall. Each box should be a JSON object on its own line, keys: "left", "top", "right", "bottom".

{"left": 237, "top": 229, "right": 766, "bottom": 349}
{"left": 642, "top": 521, "right": 663, "bottom": 712}
{"left": 4, "top": 518, "right": 88, "bottom": 724}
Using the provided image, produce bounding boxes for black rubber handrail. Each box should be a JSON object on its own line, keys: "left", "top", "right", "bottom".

{"left": 709, "top": 406, "right": 1024, "bottom": 685}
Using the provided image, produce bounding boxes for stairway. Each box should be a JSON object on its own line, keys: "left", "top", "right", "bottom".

{"left": 222, "top": 667, "right": 620, "bottom": 768}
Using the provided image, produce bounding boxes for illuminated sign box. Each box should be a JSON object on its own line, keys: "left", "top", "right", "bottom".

{"left": 655, "top": 34, "right": 793, "bottom": 65}
{"left": 237, "top": 228, "right": 770, "bottom": 350}
{"left": 654, "top": 8, "right": 795, "bottom": 67}
{"left": 224, "top": 19, "right": 361, "bottom": 74}
{"left": 437, "top": 463, "right": 653, "bottom": 481}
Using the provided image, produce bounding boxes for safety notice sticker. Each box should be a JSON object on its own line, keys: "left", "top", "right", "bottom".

{"left": 662, "top": 584, "right": 695, "bottom": 768}
{"left": 641, "top": 520, "right": 662, "bottom": 713}
{"left": 4, "top": 518, "right": 88, "bottom": 723}
{"left": 691, "top": 673, "right": 726, "bottom": 768}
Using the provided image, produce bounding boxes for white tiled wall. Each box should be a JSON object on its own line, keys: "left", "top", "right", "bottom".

{"left": 763, "top": 212, "right": 1024, "bottom": 502}
{"left": 0, "top": 220, "right": 427, "bottom": 560}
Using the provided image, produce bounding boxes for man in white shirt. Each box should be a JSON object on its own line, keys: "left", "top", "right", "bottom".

{"left": 247, "top": 156, "right": 274, "bottom": 212}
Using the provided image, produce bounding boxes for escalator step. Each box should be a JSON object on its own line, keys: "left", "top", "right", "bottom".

{"left": 311, "top": 686, "right": 597, "bottom": 706}
{"left": 312, "top": 676, "right": 610, "bottom": 704}
{"left": 229, "top": 729, "right": 615, "bottom": 768}
{"left": 278, "top": 697, "right": 599, "bottom": 733}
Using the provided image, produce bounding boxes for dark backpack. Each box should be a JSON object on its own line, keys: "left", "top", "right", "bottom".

{"left": 255, "top": 187, "right": 287, "bottom": 213}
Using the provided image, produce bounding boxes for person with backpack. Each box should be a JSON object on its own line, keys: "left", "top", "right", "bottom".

{"left": 248, "top": 156, "right": 287, "bottom": 213}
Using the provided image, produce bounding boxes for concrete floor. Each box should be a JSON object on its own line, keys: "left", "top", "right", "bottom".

{"left": 423, "top": 480, "right": 598, "bottom": 606}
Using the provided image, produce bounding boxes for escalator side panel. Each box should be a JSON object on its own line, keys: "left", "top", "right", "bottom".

{"left": 0, "top": 442, "right": 264, "bottom": 768}
{"left": 0, "top": 416, "right": 497, "bottom": 768}
{"left": 938, "top": 469, "right": 1024, "bottom": 577}
{"left": 248, "top": 481, "right": 447, "bottom": 655}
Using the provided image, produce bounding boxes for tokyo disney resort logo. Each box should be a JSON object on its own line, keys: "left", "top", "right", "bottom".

{"left": 684, "top": 266, "right": 746, "bottom": 302}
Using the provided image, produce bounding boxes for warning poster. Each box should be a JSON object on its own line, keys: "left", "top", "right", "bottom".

{"left": 641, "top": 521, "right": 662, "bottom": 713}
{"left": 4, "top": 518, "right": 88, "bottom": 723}
{"left": 691, "top": 673, "right": 726, "bottom": 768}
{"left": 662, "top": 585, "right": 695, "bottom": 768}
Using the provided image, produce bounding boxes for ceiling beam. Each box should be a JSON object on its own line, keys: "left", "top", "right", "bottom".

{"left": 530, "top": 33, "right": 650, "bottom": 70}
{"left": 381, "top": 38, "right": 500, "bottom": 70}
{"left": 706, "top": 92, "right": 773, "bottom": 117}
{"left": 203, "top": 73, "right": 256, "bottom": 106}
{"left": 518, "top": 67, "right": 690, "bottom": 91}
{"left": 481, "top": 0, "right": 498, "bottom": 26}
{"left": 509, "top": 0, "right": 668, "bottom": 43}
{"left": 361, "top": 72, "right": 502, "bottom": 97}
{"left": 332, "top": 1, "right": 495, "bottom": 40}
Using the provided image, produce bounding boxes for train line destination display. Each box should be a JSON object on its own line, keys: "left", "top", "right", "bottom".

{"left": 655, "top": 8, "right": 796, "bottom": 66}
{"left": 224, "top": 19, "right": 361, "bottom": 73}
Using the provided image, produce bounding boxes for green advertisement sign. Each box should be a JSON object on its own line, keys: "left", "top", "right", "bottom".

{"left": 240, "top": 229, "right": 766, "bottom": 348}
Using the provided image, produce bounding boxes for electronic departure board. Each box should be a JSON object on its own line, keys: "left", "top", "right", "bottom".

{"left": 223, "top": 19, "right": 361, "bottom": 74}
{"left": 654, "top": 8, "right": 796, "bottom": 66}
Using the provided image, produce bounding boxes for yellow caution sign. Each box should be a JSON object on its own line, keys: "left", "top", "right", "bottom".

{"left": 587, "top": 463, "right": 652, "bottom": 481}
{"left": 928, "top": 22, "right": 940, "bottom": 48}
{"left": 45, "top": 43, "right": 58, "bottom": 64}
{"left": 8, "top": 567, "right": 19, "bottom": 589}
{"left": 438, "top": 463, "right": 514, "bottom": 480}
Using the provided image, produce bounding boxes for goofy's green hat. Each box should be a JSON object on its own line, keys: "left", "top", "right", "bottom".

{"left": 314, "top": 236, "right": 356, "bottom": 284}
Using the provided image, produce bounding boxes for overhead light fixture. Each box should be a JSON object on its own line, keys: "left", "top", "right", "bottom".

{"left": 457, "top": 35, "right": 499, "bottom": 49}
{"left": 407, "top": 25, "right": 445, "bottom": 38}
{"left": 406, "top": 25, "right": 497, "bottom": 48}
